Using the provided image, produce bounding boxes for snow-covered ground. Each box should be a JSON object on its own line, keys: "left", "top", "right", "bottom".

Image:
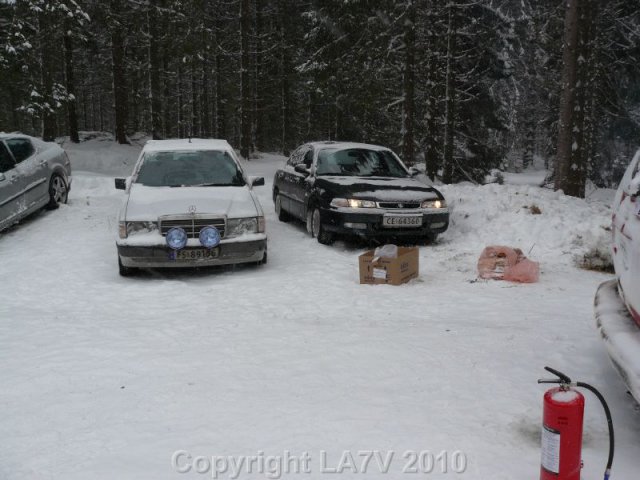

{"left": 0, "top": 138, "right": 638, "bottom": 480}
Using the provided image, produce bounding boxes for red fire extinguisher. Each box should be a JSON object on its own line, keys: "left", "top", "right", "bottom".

{"left": 538, "top": 367, "right": 615, "bottom": 480}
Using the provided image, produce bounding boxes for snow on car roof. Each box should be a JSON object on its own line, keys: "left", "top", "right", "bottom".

{"left": 142, "top": 138, "right": 233, "bottom": 152}
{"left": 309, "top": 141, "right": 391, "bottom": 151}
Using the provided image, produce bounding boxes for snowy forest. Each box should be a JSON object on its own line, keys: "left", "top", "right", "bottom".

{"left": 0, "top": 0, "right": 639, "bottom": 194}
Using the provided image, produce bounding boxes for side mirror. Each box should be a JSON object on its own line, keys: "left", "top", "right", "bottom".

{"left": 294, "top": 163, "right": 310, "bottom": 175}
{"left": 249, "top": 176, "right": 265, "bottom": 187}
{"left": 115, "top": 178, "right": 127, "bottom": 190}
{"left": 0, "top": 172, "right": 5, "bottom": 182}
{"left": 408, "top": 167, "right": 420, "bottom": 177}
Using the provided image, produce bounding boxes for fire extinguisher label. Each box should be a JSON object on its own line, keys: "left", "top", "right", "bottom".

{"left": 541, "top": 425, "right": 561, "bottom": 474}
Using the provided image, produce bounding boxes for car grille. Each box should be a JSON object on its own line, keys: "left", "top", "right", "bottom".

{"left": 377, "top": 201, "right": 421, "bottom": 209}
{"left": 159, "top": 216, "right": 226, "bottom": 238}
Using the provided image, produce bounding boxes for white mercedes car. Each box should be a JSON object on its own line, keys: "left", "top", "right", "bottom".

{"left": 595, "top": 149, "right": 640, "bottom": 401}
{"left": 115, "top": 139, "right": 267, "bottom": 276}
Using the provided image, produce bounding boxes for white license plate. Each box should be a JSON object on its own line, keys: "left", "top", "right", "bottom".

{"left": 382, "top": 214, "right": 423, "bottom": 228}
{"left": 173, "top": 248, "right": 219, "bottom": 260}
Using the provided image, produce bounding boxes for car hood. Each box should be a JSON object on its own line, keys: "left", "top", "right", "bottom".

{"left": 314, "top": 176, "right": 443, "bottom": 201}
{"left": 124, "top": 184, "right": 260, "bottom": 220}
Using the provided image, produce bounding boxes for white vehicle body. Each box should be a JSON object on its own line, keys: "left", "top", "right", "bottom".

{"left": 115, "top": 139, "right": 267, "bottom": 274}
{"left": 595, "top": 149, "right": 640, "bottom": 401}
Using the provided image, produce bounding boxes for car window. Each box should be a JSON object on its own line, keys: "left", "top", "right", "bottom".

{"left": 5, "top": 138, "right": 34, "bottom": 164}
{"left": 135, "top": 150, "right": 246, "bottom": 187}
{"left": 316, "top": 148, "right": 408, "bottom": 177}
{"left": 0, "top": 142, "right": 16, "bottom": 173}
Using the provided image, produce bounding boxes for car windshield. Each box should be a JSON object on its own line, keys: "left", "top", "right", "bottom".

{"left": 135, "top": 150, "right": 245, "bottom": 187}
{"left": 315, "top": 148, "right": 408, "bottom": 178}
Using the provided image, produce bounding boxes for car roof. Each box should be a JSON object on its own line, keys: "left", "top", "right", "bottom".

{"left": 308, "top": 141, "right": 391, "bottom": 151}
{"left": 142, "top": 138, "right": 233, "bottom": 152}
{"left": 0, "top": 133, "right": 36, "bottom": 140}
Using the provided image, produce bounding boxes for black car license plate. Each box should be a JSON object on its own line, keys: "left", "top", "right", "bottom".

{"left": 382, "top": 214, "right": 423, "bottom": 228}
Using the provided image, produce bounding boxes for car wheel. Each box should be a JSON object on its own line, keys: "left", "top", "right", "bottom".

{"left": 275, "top": 194, "right": 290, "bottom": 222}
{"left": 310, "top": 208, "right": 335, "bottom": 245}
{"left": 46, "top": 173, "right": 68, "bottom": 209}
{"left": 118, "top": 256, "right": 136, "bottom": 277}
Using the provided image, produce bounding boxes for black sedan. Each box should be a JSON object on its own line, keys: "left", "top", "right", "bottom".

{"left": 272, "top": 141, "right": 449, "bottom": 244}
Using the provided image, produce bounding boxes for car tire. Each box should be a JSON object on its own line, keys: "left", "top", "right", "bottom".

{"left": 118, "top": 256, "right": 136, "bottom": 277}
{"left": 46, "top": 173, "right": 68, "bottom": 209}
{"left": 310, "top": 208, "right": 335, "bottom": 245}
{"left": 275, "top": 193, "right": 290, "bottom": 222}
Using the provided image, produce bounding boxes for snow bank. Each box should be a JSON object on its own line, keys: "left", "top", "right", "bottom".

{"left": 439, "top": 182, "right": 613, "bottom": 273}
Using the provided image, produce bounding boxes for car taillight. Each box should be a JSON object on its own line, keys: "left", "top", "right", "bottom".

{"left": 258, "top": 216, "right": 266, "bottom": 233}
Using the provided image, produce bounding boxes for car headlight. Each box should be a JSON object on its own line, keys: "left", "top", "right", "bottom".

{"left": 126, "top": 221, "right": 158, "bottom": 236}
{"left": 227, "top": 217, "right": 260, "bottom": 237}
{"left": 119, "top": 221, "right": 157, "bottom": 238}
{"left": 330, "top": 198, "right": 376, "bottom": 208}
{"left": 421, "top": 199, "right": 446, "bottom": 209}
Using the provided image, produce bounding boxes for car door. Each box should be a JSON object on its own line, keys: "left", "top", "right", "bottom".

{"left": 288, "top": 145, "right": 313, "bottom": 219}
{"left": 6, "top": 137, "right": 49, "bottom": 209}
{"left": 0, "top": 141, "right": 24, "bottom": 230}
{"left": 275, "top": 146, "right": 304, "bottom": 217}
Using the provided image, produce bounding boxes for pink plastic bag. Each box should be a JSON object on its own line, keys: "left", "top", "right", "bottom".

{"left": 477, "top": 246, "right": 539, "bottom": 283}
{"left": 503, "top": 258, "right": 540, "bottom": 283}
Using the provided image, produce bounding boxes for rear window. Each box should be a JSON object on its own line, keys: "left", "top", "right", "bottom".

{"left": 135, "top": 150, "right": 245, "bottom": 187}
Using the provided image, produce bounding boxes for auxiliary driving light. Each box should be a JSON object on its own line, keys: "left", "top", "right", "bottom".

{"left": 199, "top": 226, "right": 221, "bottom": 249}
{"left": 166, "top": 227, "right": 188, "bottom": 250}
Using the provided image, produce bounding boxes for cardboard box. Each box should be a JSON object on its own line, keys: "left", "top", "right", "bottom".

{"left": 358, "top": 246, "right": 419, "bottom": 285}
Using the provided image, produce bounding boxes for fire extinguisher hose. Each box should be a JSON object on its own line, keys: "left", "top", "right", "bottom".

{"left": 575, "top": 381, "right": 614, "bottom": 480}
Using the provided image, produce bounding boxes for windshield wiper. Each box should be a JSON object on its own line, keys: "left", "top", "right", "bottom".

{"left": 195, "top": 182, "right": 245, "bottom": 187}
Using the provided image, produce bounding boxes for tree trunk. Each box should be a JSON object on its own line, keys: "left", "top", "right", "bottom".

{"left": 39, "top": 12, "right": 56, "bottom": 141}
{"left": 401, "top": 0, "right": 416, "bottom": 166}
{"left": 278, "top": 0, "right": 292, "bottom": 155}
{"left": 177, "top": 64, "right": 184, "bottom": 138}
{"left": 442, "top": 3, "right": 456, "bottom": 184}
{"left": 63, "top": 24, "right": 79, "bottom": 143}
{"left": 110, "top": 0, "right": 128, "bottom": 144}
{"left": 554, "top": 0, "right": 581, "bottom": 196}
{"left": 239, "top": 0, "right": 252, "bottom": 159}
{"left": 201, "top": 0, "right": 211, "bottom": 138}
{"left": 191, "top": 61, "right": 199, "bottom": 137}
{"left": 148, "top": 6, "right": 163, "bottom": 140}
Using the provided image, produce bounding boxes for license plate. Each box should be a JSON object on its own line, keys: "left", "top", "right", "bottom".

{"left": 172, "top": 248, "right": 219, "bottom": 260}
{"left": 382, "top": 214, "right": 423, "bottom": 228}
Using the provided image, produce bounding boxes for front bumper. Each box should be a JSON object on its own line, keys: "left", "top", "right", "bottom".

{"left": 117, "top": 238, "right": 266, "bottom": 268}
{"left": 321, "top": 208, "right": 449, "bottom": 238}
{"left": 594, "top": 279, "right": 640, "bottom": 403}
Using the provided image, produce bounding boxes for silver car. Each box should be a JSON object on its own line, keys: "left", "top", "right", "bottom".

{"left": 115, "top": 139, "right": 267, "bottom": 276}
{"left": 0, "top": 133, "right": 72, "bottom": 232}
